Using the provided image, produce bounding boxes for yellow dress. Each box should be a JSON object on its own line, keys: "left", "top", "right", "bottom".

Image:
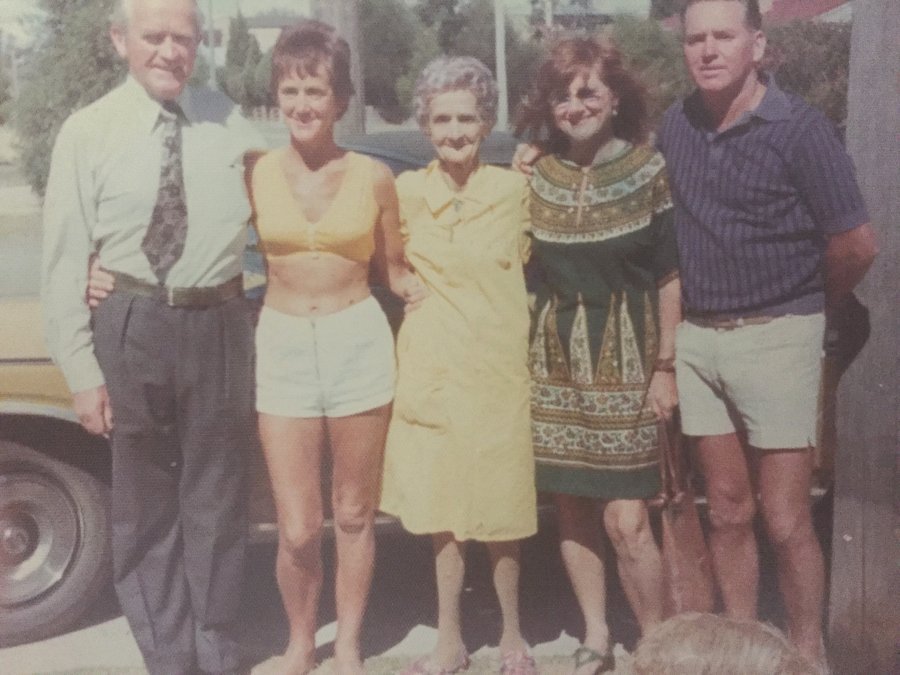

{"left": 379, "top": 161, "right": 538, "bottom": 541}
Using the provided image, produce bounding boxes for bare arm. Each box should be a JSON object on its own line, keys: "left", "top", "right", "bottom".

{"left": 511, "top": 142, "right": 546, "bottom": 176}
{"left": 647, "top": 275, "right": 682, "bottom": 421}
{"left": 825, "top": 222, "right": 878, "bottom": 312}
{"left": 371, "top": 161, "right": 428, "bottom": 311}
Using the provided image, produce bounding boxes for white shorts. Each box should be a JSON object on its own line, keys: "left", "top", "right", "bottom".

{"left": 675, "top": 313, "right": 825, "bottom": 450}
{"left": 255, "top": 296, "right": 395, "bottom": 418}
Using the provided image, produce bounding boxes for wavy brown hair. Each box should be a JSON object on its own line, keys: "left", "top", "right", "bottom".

{"left": 515, "top": 37, "right": 648, "bottom": 153}
{"left": 271, "top": 20, "right": 355, "bottom": 118}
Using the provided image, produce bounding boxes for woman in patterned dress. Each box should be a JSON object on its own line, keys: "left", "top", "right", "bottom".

{"left": 380, "top": 56, "right": 538, "bottom": 675}
{"left": 516, "top": 38, "right": 681, "bottom": 674}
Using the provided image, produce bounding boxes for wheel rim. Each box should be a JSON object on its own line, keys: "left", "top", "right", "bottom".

{"left": 0, "top": 470, "right": 79, "bottom": 607}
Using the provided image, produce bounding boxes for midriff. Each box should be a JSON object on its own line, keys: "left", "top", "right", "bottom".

{"left": 263, "top": 251, "right": 371, "bottom": 316}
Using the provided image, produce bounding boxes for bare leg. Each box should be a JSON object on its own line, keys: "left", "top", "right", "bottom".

{"left": 428, "top": 533, "right": 468, "bottom": 669}
{"left": 555, "top": 494, "right": 611, "bottom": 673}
{"left": 327, "top": 404, "right": 391, "bottom": 675}
{"left": 757, "top": 449, "right": 826, "bottom": 666}
{"left": 602, "top": 499, "right": 664, "bottom": 633}
{"left": 258, "top": 414, "right": 326, "bottom": 675}
{"left": 693, "top": 432, "right": 759, "bottom": 620}
{"left": 486, "top": 540, "right": 529, "bottom": 655}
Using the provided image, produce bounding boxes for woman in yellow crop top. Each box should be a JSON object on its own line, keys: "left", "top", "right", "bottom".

{"left": 246, "top": 22, "right": 425, "bottom": 675}
{"left": 85, "top": 21, "right": 424, "bottom": 675}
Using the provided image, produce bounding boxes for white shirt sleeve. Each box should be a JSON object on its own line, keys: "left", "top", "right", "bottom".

{"left": 41, "top": 115, "right": 105, "bottom": 393}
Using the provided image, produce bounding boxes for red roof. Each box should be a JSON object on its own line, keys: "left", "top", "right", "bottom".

{"left": 766, "top": 0, "right": 849, "bottom": 23}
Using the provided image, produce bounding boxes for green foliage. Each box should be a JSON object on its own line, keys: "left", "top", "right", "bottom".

{"left": 414, "top": 0, "right": 464, "bottom": 52}
{"left": 436, "top": 0, "right": 543, "bottom": 126}
{"left": 220, "top": 13, "right": 263, "bottom": 111}
{"left": 360, "top": 0, "right": 424, "bottom": 119}
{"left": 765, "top": 21, "right": 850, "bottom": 126}
{"left": 253, "top": 52, "right": 275, "bottom": 109}
{"left": 395, "top": 27, "right": 442, "bottom": 120}
{"left": 14, "top": 0, "right": 124, "bottom": 194}
{"left": 650, "top": 0, "right": 680, "bottom": 20}
{"left": 189, "top": 52, "right": 211, "bottom": 88}
{"left": 611, "top": 16, "right": 691, "bottom": 126}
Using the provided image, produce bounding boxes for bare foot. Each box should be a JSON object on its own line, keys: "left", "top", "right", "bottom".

{"left": 251, "top": 650, "right": 316, "bottom": 675}
{"left": 332, "top": 651, "right": 365, "bottom": 675}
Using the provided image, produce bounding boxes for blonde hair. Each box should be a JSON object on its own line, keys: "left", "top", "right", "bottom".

{"left": 632, "top": 613, "right": 819, "bottom": 675}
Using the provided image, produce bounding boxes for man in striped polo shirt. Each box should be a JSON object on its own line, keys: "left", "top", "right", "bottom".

{"left": 657, "top": 0, "right": 877, "bottom": 669}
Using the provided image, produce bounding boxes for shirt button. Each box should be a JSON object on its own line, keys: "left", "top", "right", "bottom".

{"left": 169, "top": 461, "right": 178, "bottom": 468}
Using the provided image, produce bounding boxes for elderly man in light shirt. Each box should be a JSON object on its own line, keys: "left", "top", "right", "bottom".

{"left": 41, "top": 0, "right": 263, "bottom": 673}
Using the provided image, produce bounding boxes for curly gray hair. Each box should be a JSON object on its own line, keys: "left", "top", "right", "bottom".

{"left": 413, "top": 56, "right": 498, "bottom": 133}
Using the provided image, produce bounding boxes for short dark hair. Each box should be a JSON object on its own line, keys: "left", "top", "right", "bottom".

{"left": 680, "top": 0, "right": 763, "bottom": 31}
{"left": 515, "top": 37, "right": 648, "bottom": 152}
{"left": 271, "top": 20, "right": 355, "bottom": 116}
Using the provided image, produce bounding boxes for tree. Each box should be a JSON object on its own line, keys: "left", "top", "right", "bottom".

{"left": 765, "top": 21, "right": 851, "bottom": 126}
{"left": 360, "top": 0, "right": 425, "bottom": 120}
{"left": 650, "top": 0, "right": 680, "bottom": 19}
{"left": 395, "top": 27, "right": 442, "bottom": 119}
{"left": 612, "top": 16, "right": 692, "bottom": 127}
{"left": 14, "top": 0, "right": 124, "bottom": 194}
{"left": 446, "top": 0, "right": 543, "bottom": 125}
{"left": 219, "top": 13, "right": 262, "bottom": 110}
{"left": 415, "top": 0, "right": 464, "bottom": 52}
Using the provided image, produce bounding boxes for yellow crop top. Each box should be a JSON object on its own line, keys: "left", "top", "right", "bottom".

{"left": 250, "top": 149, "right": 379, "bottom": 264}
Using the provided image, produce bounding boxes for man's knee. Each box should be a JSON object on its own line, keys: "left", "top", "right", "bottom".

{"left": 760, "top": 501, "right": 813, "bottom": 547}
{"left": 707, "top": 485, "right": 757, "bottom": 533}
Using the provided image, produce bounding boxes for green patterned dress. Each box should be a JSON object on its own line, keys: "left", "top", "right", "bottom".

{"left": 528, "top": 144, "right": 678, "bottom": 499}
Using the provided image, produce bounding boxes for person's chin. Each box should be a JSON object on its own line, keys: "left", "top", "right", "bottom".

{"left": 147, "top": 76, "right": 187, "bottom": 101}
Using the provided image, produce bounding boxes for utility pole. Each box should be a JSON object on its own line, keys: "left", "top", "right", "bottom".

{"left": 206, "top": 0, "right": 216, "bottom": 88}
{"left": 494, "top": 0, "right": 508, "bottom": 130}
{"left": 828, "top": 1, "right": 900, "bottom": 673}
{"left": 314, "top": 0, "right": 365, "bottom": 135}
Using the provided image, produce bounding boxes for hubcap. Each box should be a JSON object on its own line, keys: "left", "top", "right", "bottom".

{"left": 0, "top": 471, "right": 79, "bottom": 607}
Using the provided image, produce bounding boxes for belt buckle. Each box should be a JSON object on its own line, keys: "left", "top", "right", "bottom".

{"left": 166, "top": 286, "right": 178, "bottom": 307}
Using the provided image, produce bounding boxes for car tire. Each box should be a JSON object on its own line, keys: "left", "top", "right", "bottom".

{"left": 0, "top": 439, "right": 112, "bottom": 647}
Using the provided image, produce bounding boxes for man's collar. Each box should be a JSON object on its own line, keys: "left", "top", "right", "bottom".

{"left": 683, "top": 72, "right": 792, "bottom": 129}
{"left": 423, "top": 160, "right": 492, "bottom": 214}
{"left": 747, "top": 73, "right": 792, "bottom": 122}
{"left": 122, "top": 75, "right": 197, "bottom": 130}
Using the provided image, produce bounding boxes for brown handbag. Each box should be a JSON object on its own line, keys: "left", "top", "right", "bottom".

{"left": 656, "top": 417, "right": 716, "bottom": 616}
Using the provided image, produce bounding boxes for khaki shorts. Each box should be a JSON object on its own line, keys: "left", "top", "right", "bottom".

{"left": 255, "top": 296, "right": 395, "bottom": 418}
{"left": 675, "top": 313, "right": 825, "bottom": 449}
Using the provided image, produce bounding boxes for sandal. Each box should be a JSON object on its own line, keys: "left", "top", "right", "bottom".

{"left": 500, "top": 648, "right": 538, "bottom": 674}
{"left": 572, "top": 645, "right": 615, "bottom": 675}
{"left": 400, "top": 653, "right": 471, "bottom": 675}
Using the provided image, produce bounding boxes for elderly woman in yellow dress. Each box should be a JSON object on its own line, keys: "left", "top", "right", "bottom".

{"left": 379, "top": 56, "right": 538, "bottom": 675}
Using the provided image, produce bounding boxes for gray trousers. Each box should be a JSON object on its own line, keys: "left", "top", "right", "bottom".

{"left": 93, "top": 291, "right": 254, "bottom": 675}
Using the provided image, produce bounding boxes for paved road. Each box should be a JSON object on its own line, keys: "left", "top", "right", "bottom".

{"left": 1, "top": 523, "right": 632, "bottom": 674}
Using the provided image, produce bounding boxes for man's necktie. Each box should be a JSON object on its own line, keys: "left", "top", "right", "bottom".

{"left": 142, "top": 102, "right": 188, "bottom": 283}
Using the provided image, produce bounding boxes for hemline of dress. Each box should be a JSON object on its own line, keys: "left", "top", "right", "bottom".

{"left": 379, "top": 506, "right": 539, "bottom": 543}
{"left": 535, "top": 463, "right": 661, "bottom": 500}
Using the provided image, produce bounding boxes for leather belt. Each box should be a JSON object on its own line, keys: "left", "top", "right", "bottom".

{"left": 110, "top": 271, "right": 244, "bottom": 308}
{"left": 685, "top": 314, "right": 776, "bottom": 330}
